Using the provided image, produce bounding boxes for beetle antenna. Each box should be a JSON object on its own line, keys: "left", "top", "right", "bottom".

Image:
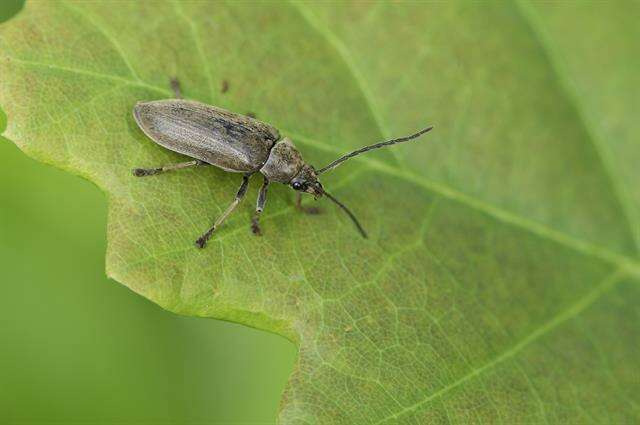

{"left": 316, "top": 125, "right": 434, "bottom": 174}
{"left": 322, "top": 189, "right": 368, "bottom": 238}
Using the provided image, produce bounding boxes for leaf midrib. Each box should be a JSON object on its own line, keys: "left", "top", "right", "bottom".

{"left": 285, "top": 1, "right": 640, "bottom": 267}
{"left": 3, "top": 55, "right": 640, "bottom": 279}
{"left": 277, "top": 2, "right": 640, "bottom": 272}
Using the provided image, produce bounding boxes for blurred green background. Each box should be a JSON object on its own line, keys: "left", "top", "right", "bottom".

{"left": 0, "top": 2, "right": 296, "bottom": 424}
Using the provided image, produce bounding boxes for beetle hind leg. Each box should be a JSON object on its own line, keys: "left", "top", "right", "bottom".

{"left": 196, "top": 174, "right": 251, "bottom": 248}
{"left": 132, "top": 160, "right": 204, "bottom": 177}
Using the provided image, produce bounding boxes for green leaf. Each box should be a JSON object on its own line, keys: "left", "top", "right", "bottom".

{"left": 2, "top": 1, "right": 639, "bottom": 423}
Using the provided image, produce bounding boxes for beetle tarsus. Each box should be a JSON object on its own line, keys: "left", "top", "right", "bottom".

{"left": 251, "top": 216, "right": 262, "bottom": 236}
{"left": 132, "top": 167, "right": 161, "bottom": 177}
{"left": 221, "top": 80, "right": 229, "bottom": 94}
{"left": 302, "top": 206, "right": 321, "bottom": 215}
{"left": 132, "top": 160, "right": 203, "bottom": 177}
{"left": 170, "top": 77, "right": 183, "bottom": 99}
{"left": 251, "top": 177, "right": 268, "bottom": 236}
{"left": 195, "top": 228, "right": 215, "bottom": 248}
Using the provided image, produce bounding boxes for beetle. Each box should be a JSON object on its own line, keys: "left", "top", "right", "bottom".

{"left": 132, "top": 79, "right": 433, "bottom": 248}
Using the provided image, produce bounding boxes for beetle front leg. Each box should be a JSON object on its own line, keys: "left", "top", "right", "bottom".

{"left": 196, "top": 174, "right": 251, "bottom": 248}
{"left": 295, "top": 192, "right": 321, "bottom": 215}
{"left": 132, "top": 160, "right": 205, "bottom": 177}
{"left": 251, "top": 176, "right": 270, "bottom": 236}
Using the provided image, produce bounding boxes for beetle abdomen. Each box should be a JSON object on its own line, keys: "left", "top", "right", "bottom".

{"left": 133, "top": 100, "right": 280, "bottom": 172}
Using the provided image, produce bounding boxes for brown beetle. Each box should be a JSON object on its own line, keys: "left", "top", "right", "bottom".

{"left": 133, "top": 79, "right": 433, "bottom": 248}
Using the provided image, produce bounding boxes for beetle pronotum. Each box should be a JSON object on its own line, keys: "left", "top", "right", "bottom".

{"left": 133, "top": 79, "right": 433, "bottom": 248}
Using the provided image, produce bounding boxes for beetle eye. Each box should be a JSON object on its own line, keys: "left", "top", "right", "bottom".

{"left": 292, "top": 182, "right": 302, "bottom": 190}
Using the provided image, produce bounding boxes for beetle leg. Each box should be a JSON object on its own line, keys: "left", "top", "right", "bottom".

{"left": 295, "top": 192, "right": 321, "bottom": 215}
{"left": 251, "top": 176, "right": 270, "bottom": 236}
{"left": 132, "top": 160, "right": 204, "bottom": 177}
{"left": 170, "top": 77, "right": 183, "bottom": 99}
{"left": 196, "top": 174, "right": 251, "bottom": 248}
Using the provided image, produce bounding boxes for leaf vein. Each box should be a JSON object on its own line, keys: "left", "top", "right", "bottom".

{"left": 4, "top": 56, "right": 170, "bottom": 96}
{"left": 4, "top": 55, "right": 640, "bottom": 280}
{"left": 171, "top": 1, "right": 217, "bottom": 102}
{"left": 514, "top": 0, "right": 640, "bottom": 256}
{"left": 289, "top": 1, "right": 405, "bottom": 167}
{"left": 373, "top": 269, "right": 628, "bottom": 424}
{"left": 63, "top": 1, "right": 142, "bottom": 81}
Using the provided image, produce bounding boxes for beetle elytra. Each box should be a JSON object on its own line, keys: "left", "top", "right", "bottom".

{"left": 133, "top": 79, "right": 433, "bottom": 248}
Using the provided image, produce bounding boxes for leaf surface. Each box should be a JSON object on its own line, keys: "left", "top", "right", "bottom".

{"left": 1, "top": 1, "right": 639, "bottom": 423}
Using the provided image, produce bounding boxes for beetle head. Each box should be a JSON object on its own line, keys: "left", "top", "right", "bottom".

{"left": 290, "top": 164, "right": 323, "bottom": 198}
{"left": 288, "top": 126, "right": 433, "bottom": 239}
